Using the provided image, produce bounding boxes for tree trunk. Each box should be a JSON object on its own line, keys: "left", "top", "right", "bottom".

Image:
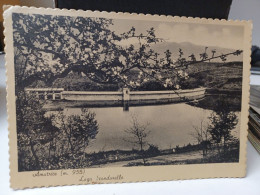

{"left": 29, "top": 139, "right": 40, "bottom": 170}
{"left": 217, "top": 143, "right": 221, "bottom": 155}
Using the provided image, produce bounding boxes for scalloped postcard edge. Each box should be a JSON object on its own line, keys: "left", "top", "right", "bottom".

{"left": 3, "top": 5, "right": 252, "bottom": 189}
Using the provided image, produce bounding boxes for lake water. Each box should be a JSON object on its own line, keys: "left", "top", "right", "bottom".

{"left": 47, "top": 98, "right": 240, "bottom": 153}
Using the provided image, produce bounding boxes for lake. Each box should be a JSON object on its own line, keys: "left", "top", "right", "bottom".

{"left": 46, "top": 95, "right": 241, "bottom": 153}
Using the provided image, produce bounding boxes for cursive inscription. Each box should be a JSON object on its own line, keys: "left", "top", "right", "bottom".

{"left": 33, "top": 171, "right": 57, "bottom": 177}
{"left": 31, "top": 170, "right": 124, "bottom": 183}
{"left": 96, "top": 174, "right": 124, "bottom": 181}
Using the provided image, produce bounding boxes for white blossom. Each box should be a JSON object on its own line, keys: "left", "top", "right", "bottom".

{"left": 130, "top": 81, "right": 135, "bottom": 86}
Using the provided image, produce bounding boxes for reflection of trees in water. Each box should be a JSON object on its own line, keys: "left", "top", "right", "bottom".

{"left": 17, "top": 92, "right": 99, "bottom": 171}
{"left": 188, "top": 94, "right": 242, "bottom": 112}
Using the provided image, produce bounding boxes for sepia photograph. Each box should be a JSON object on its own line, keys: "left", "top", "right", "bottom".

{"left": 13, "top": 11, "right": 245, "bottom": 171}
{"left": 4, "top": 6, "right": 251, "bottom": 188}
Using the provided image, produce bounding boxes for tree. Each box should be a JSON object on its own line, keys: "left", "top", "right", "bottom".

{"left": 13, "top": 13, "right": 243, "bottom": 92}
{"left": 52, "top": 109, "right": 99, "bottom": 155}
{"left": 16, "top": 91, "right": 60, "bottom": 171}
{"left": 124, "top": 114, "right": 150, "bottom": 165}
{"left": 13, "top": 13, "right": 121, "bottom": 90}
{"left": 190, "top": 119, "right": 211, "bottom": 157}
{"left": 16, "top": 91, "right": 99, "bottom": 171}
{"left": 208, "top": 99, "right": 238, "bottom": 153}
{"left": 208, "top": 111, "right": 238, "bottom": 153}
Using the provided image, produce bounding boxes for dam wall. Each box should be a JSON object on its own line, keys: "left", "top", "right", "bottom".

{"left": 25, "top": 87, "right": 206, "bottom": 102}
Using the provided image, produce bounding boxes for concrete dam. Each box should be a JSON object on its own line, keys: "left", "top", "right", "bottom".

{"left": 25, "top": 87, "right": 206, "bottom": 110}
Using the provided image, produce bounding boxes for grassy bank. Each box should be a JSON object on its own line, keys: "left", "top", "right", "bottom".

{"left": 83, "top": 145, "right": 239, "bottom": 168}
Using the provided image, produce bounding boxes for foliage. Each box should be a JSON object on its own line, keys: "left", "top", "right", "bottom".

{"left": 13, "top": 13, "right": 243, "bottom": 169}
{"left": 16, "top": 92, "right": 59, "bottom": 170}
{"left": 124, "top": 114, "right": 150, "bottom": 165}
{"left": 52, "top": 109, "right": 98, "bottom": 154}
{"left": 17, "top": 92, "right": 99, "bottom": 171}
{"left": 146, "top": 144, "right": 160, "bottom": 156}
{"left": 208, "top": 97, "right": 238, "bottom": 150}
{"left": 208, "top": 110, "right": 238, "bottom": 147}
{"left": 135, "top": 80, "right": 166, "bottom": 91}
{"left": 13, "top": 13, "right": 243, "bottom": 92}
{"left": 190, "top": 119, "right": 211, "bottom": 156}
{"left": 190, "top": 97, "right": 239, "bottom": 157}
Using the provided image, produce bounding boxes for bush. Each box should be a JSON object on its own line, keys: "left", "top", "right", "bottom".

{"left": 136, "top": 80, "right": 165, "bottom": 91}
{"left": 146, "top": 144, "right": 160, "bottom": 156}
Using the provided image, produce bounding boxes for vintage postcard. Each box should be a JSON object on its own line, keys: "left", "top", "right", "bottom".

{"left": 4, "top": 6, "right": 251, "bottom": 189}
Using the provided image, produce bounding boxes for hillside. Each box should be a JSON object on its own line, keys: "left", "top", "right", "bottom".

{"left": 29, "top": 61, "right": 243, "bottom": 92}
{"left": 182, "top": 61, "right": 243, "bottom": 90}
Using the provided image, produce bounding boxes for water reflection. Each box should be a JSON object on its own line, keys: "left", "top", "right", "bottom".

{"left": 47, "top": 98, "right": 240, "bottom": 153}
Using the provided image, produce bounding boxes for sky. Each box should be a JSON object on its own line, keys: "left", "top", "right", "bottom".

{"left": 110, "top": 18, "right": 244, "bottom": 50}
